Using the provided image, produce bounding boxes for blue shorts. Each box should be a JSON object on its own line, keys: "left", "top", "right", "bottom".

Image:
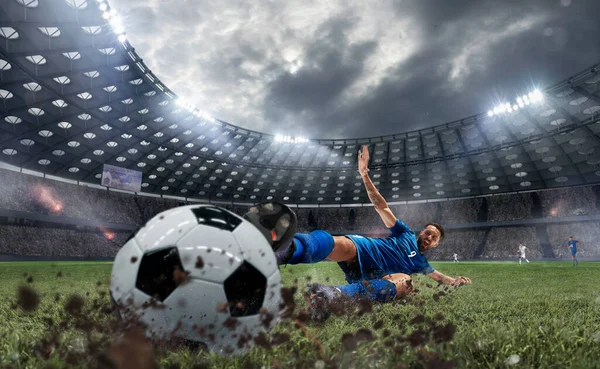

{"left": 336, "top": 235, "right": 410, "bottom": 283}
{"left": 571, "top": 249, "right": 577, "bottom": 256}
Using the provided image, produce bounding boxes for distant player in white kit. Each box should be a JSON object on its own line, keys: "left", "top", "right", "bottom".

{"left": 517, "top": 241, "right": 530, "bottom": 265}
{"left": 453, "top": 253, "right": 459, "bottom": 263}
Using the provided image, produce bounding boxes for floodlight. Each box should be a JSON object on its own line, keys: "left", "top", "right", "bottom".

{"left": 110, "top": 17, "right": 124, "bottom": 32}
{"left": 118, "top": 34, "right": 127, "bottom": 43}
{"left": 99, "top": 2, "right": 107, "bottom": 11}
{"left": 487, "top": 110, "right": 494, "bottom": 117}
{"left": 102, "top": 11, "right": 110, "bottom": 19}
{"left": 513, "top": 105, "right": 519, "bottom": 111}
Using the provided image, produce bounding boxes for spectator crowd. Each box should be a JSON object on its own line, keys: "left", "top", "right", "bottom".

{"left": 1, "top": 168, "right": 600, "bottom": 260}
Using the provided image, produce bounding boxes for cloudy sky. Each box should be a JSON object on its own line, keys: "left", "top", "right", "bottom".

{"left": 109, "top": 0, "right": 600, "bottom": 139}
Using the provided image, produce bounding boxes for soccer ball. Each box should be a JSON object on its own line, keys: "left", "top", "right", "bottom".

{"left": 109, "top": 204, "right": 283, "bottom": 355}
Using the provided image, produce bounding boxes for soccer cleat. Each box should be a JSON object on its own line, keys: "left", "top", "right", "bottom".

{"left": 244, "top": 202, "right": 297, "bottom": 264}
{"left": 303, "top": 283, "right": 345, "bottom": 322}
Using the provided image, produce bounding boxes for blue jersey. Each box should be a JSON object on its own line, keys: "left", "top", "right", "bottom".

{"left": 568, "top": 240, "right": 577, "bottom": 252}
{"left": 345, "top": 219, "right": 435, "bottom": 279}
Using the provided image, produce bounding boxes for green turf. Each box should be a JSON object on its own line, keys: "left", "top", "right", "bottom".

{"left": 1, "top": 261, "right": 600, "bottom": 369}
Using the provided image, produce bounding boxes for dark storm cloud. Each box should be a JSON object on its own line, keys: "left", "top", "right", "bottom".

{"left": 263, "top": 16, "right": 378, "bottom": 125}
{"left": 338, "top": 0, "right": 600, "bottom": 137}
{"left": 108, "top": 0, "right": 600, "bottom": 139}
{"left": 260, "top": 0, "right": 600, "bottom": 138}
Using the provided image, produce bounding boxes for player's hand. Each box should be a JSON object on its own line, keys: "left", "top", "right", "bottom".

{"left": 358, "top": 145, "right": 370, "bottom": 176}
{"left": 451, "top": 276, "right": 471, "bottom": 286}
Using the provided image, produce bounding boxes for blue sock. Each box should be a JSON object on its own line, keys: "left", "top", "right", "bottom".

{"left": 288, "top": 230, "right": 334, "bottom": 264}
{"left": 336, "top": 279, "right": 397, "bottom": 302}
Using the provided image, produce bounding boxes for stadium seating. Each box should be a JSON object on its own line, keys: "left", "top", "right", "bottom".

{"left": 0, "top": 225, "right": 127, "bottom": 257}
{"left": 1, "top": 168, "right": 600, "bottom": 259}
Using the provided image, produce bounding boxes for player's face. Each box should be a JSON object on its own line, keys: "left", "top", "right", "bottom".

{"left": 418, "top": 225, "right": 441, "bottom": 251}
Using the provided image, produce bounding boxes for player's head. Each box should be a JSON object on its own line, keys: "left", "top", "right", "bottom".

{"left": 417, "top": 222, "right": 444, "bottom": 252}
{"left": 569, "top": 236, "right": 573, "bottom": 240}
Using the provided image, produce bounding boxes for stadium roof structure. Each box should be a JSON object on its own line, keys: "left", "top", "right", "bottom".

{"left": 1, "top": 0, "right": 600, "bottom": 206}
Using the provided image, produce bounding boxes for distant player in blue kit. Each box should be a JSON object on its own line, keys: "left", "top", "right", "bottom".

{"left": 568, "top": 236, "right": 581, "bottom": 266}
{"left": 245, "top": 145, "right": 471, "bottom": 320}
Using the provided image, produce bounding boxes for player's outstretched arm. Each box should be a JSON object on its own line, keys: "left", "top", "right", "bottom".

{"left": 358, "top": 145, "right": 397, "bottom": 228}
{"left": 427, "top": 270, "right": 472, "bottom": 286}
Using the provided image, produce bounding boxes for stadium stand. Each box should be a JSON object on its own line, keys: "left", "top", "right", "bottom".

{"left": 487, "top": 193, "right": 534, "bottom": 221}
{"left": 483, "top": 227, "right": 541, "bottom": 259}
{"left": 539, "top": 187, "right": 600, "bottom": 217}
{"left": 547, "top": 222, "right": 600, "bottom": 258}
{"left": 424, "top": 230, "right": 487, "bottom": 260}
{"left": 0, "top": 224, "right": 126, "bottom": 258}
{"left": 440, "top": 198, "right": 482, "bottom": 225}
{"left": 2, "top": 168, "right": 600, "bottom": 260}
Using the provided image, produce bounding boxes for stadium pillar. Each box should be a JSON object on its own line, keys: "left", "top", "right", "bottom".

{"left": 535, "top": 225, "right": 554, "bottom": 258}
{"left": 477, "top": 197, "right": 488, "bottom": 222}
{"left": 473, "top": 228, "right": 490, "bottom": 259}
{"left": 531, "top": 192, "right": 554, "bottom": 258}
{"left": 593, "top": 185, "right": 600, "bottom": 210}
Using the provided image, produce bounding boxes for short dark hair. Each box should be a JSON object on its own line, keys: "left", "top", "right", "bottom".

{"left": 426, "top": 222, "right": 444, "bottom": 240}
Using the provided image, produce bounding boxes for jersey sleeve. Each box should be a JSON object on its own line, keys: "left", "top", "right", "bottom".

{"left": 414, "top": 255, "right": 435, "bottom": 275}
{"left": 389, "top": 219, "right": 413, "bottom": 237}
{"left": 419, "top": 263, "right": 435, "bottom": 275}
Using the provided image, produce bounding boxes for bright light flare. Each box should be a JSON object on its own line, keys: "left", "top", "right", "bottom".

{"left": 31, "top": 184, "right": 64, "bottom": 214}
{"left": 275, "top": 134, "right": 308, "bottom": 144}
{"left": 488, "top": 89, "right": 544, "bottom": 116}
{"left": 98, "top": 226, "right": 116, "bottom": 241}
{"left": 109, "top": 16, "right": 124, "bottom": 34}
{"left": 529, "top": 89, "right": 544, "bottom": 102}
{"left": 51, "top": 203, "right": 64, "bottom": 213}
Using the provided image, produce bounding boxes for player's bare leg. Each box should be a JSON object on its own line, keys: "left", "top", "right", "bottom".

{"left": 326, "top": 236, "right": 358, "bottom": 262}
{"left": 382, "top": 273, "right": 414, "bottom": 298}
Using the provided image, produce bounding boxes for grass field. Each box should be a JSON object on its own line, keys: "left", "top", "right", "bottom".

{"left": 1, "top": 261, "right": 600, "bottom": 369}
